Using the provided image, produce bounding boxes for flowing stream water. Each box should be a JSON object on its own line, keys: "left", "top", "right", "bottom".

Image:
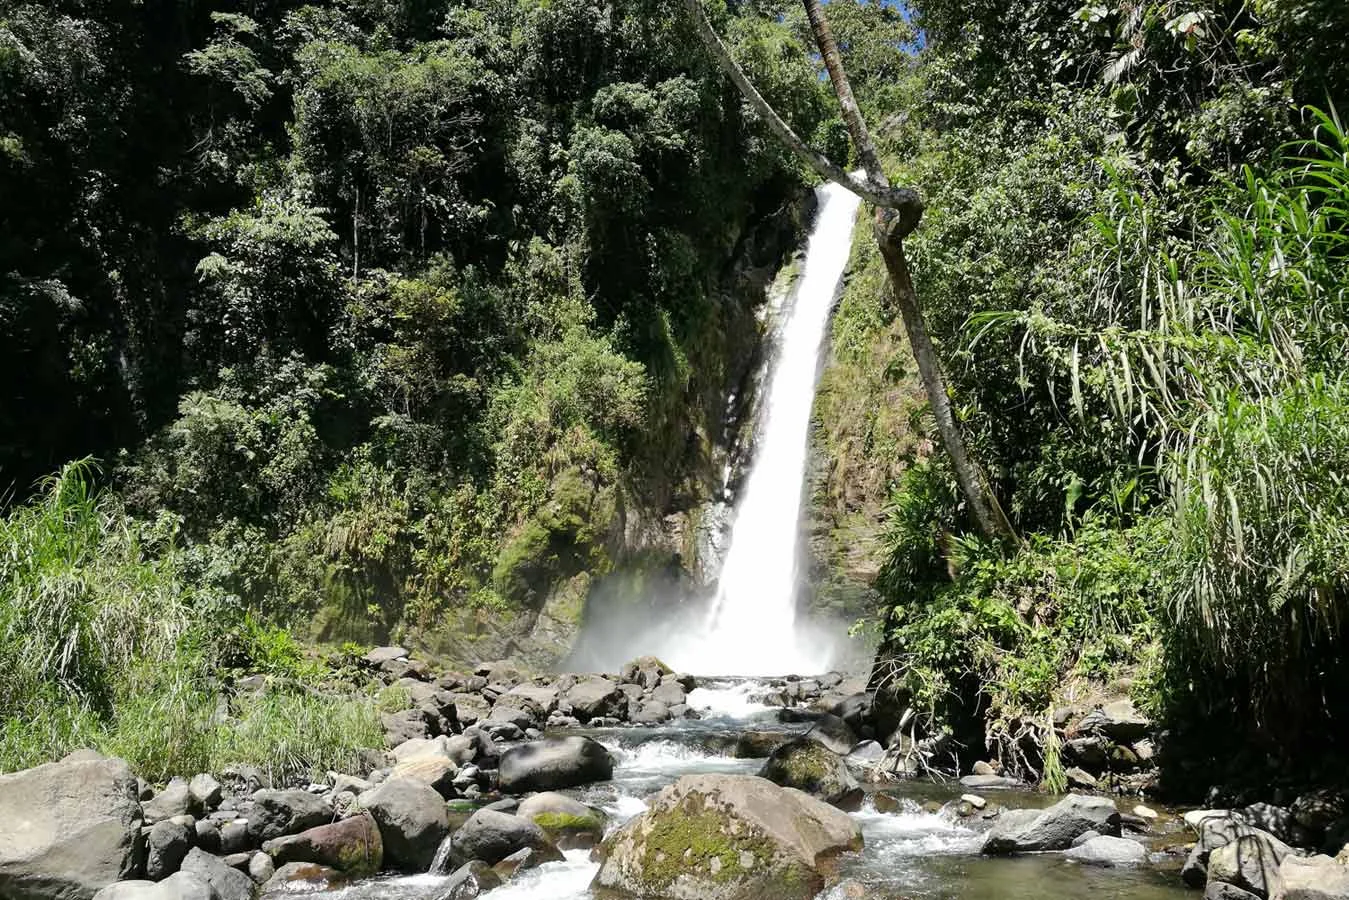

{"left": 314, "top": 681, "right": 1190, "bottom": 900}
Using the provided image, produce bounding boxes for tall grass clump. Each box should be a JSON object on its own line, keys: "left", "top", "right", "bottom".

{"left": 0, "top": 460, "right": 193, "bottom": 768}
{"left": 1, "top": 461, "right": 384, "bottom": 779}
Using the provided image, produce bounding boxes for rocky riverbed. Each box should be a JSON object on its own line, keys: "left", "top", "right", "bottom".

{"left": 2, "top": 648, "right": 1347, "bottom": 900}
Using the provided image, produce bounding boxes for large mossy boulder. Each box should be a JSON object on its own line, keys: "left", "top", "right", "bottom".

{"left": 982, "top": 794, "right": 1121, "bottom": 854}
{"left": 0, "top": 756, "right": 144, "bottom": 900}
{"left": 759, "top": 739, "right": 862, "bottom": 810}
{"left": 593, "top": 774, "right": 862, "bottom": 900}
{"left": 498, "top": 737, "right": 614, "bottom": 793}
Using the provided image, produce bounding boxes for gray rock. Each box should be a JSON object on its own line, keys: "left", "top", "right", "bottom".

{"left": 983, "top": 794, "right": 1121, "bottom": 853}
{"left": 357, "top": 778, "right": 448, "bottom": 872}
{"left": 1207, "top": 884, "right": 1264, "bottom": 900}
{"left": 564, "top": 678, "right": 625, "bottom": 722}
{"left": 497, "top": 736, "right": 615, "bottom": 793}
{"left": 486, "top": 705, "right": 537, "bottom": 730}
{"left": 245, "top": 790, "right": 330, "bottom": 843}
{"left": 189, "top": 776, "right": 223, "bottom": 813}
{"left": 450, "top": 694, "right": 491, "bottom": 728}
{"left": 960, "top": 774, "right": 1022, "bottom": 790}
{"left": 594, "top": 774, "right": 861, "bottom": 900}
{"left": 258, "top": 862, "right": 345, "bottom": 895}
{"left": 260, "top": 813, "right": 381, "bottom": 876}
{"left": 501, "top": 684, "right": 559, "bottom": 717}
{"left": 516, "top": 793, "right": 606, "bottom": 850}
{"left": 1208, "top": 829, "right": 1294, "bottom": 898}
{"left": 1184, "top": 814, "right": 1285, "bottom": 888}
{"left": 382, "top": 709, "right": 432, "bottom": 747}
{"left": 146, "top": 819, "right": 194, "bottom": 880}
{"left": 145, "top": 780, "right": 198, "bottom": 824}
{"left": 760, "top": 739, "right": 862, "bottom": 810}
{"left": 1066, "top": 767, "right": 1099, "bottom": 789}
{"left": 364, "top": 646, "right": 409, "bottom": 665}
{"left": 195, "top": 820, "right": 222, "bottom": 855}
{"left": 92, "top": 873, "right": 217, "bottom": 900}
{"left": 1272, "top": 854, "right": 1349, "bottom": 899}
{"left": 446, "top": 809, "right": 563, "bottom": 869}
{"left": 648, "top": 681, "right": 687, "bottom": 708}
{"left": 1064, "top": 736, "right": 1109, "bottom": 766}
{"left": 388, "top": 754, "right": 459, "bottom": 798}
{"left": 1062, "top": 835, "right": 1147, "bottom": 866}
{"left": 632, "top": 701, "right": 669, "bottom": 724}
{"left": 178, "top": 848, "right": 256, "bottom": 900}
{"left": 219, "top": 821, "right": 250, "bottom": 856}
{"left": 805, "top": 714, "right": 858, "bottom": 756}
{"left": 0, "top": 756, "right": 144, "bottom": 899}
{"left": 434, "top": 860, "right": 501, "bottom": 900}
{"left": 245, "top": 854, "right": 272, "bottom": 885}
{"left": 1078, "top": 699, "right": 1152, "bottom": 742}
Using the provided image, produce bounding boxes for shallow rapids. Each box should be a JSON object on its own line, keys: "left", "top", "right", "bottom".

{"left": 306, "top": 678, "right": 1192, "bottom": 900}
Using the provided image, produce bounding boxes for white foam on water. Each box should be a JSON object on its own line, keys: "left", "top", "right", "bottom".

{"left": 686, "top": 682, "right": 772, "bottom": 718}
{"left": 479, "top": 849, "right": 598, "bottom": 900}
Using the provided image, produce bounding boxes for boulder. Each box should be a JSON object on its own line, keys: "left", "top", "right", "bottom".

{"left": 245, "top": 854, "right": 272, "bottom": 885}
{"left": 91, "top": 874, "right": 216, "bottom": 900}
{"left": 804, "top": 714, "right": 859, "bottom": 756}
{"left": 188, "top": 777, "right": 222, "bottom": 814}
{"left": 257, "top": 863, "right": 345, "bottom": 896}
{"left": 1208, "top": 829, "right": 1295, "bottom": 898}
{"left": 497, "top": 736, "right": 614, "bottom": 793}
{"left": 516, "top": 792, "right": 606, "bottom": 849}
{"left": 502, "top": 684, "right": 559, "bottom": 717}
{"left": 445, "top": 809, "right": 563, "bottom": 869}
{"left": 0, "top": 756, "right": 144, "bottom": 900}
{"left": 982, "top": 794, "right": 1121, "bottom": 853}
{"left": 389, "top": 755, "right": 459, "bottom": 798}
{"left": 1078, "top": 699, "right": 1152, "bottom": 743}
{"left": 829, "top": 693, "right": 873, "bottom": 733}
{"left": 144, "top": 781, "right": 198, "bottom": 824}
{"left": 245, "top": 790, "right": 330, "bottom": 843}
{"left": 564, "top": 678, "right": 625, "bottom": 722}
{"left": 620, "top": 657, "right": 672, "bottom": 684}
{"left": 450, "top": 694, "right": 492, "bottom": 728}
{"left": 433, "top": 860, "right": 501, "bottom": 900}
{"left": 382, "top": 709, "right": 432, "bottom": 746}
{"left": 1065, "top": 767, "right": 1099, "bottom": 789}
{"left": 1208, "top": 885, "right": 1264, "bottom": 900}
{"left": 178, "top": 849, "right": 255, "bottom": 900}
{"left": 364, "top": 646, "right": 409, "bottom": 666}
{"left": 760, "top": 739, "right": 862, "bottom": 810}
{"left": 260, "top": 813, "right": 381, "bottom": 876}
{"left": 492, "top": 846, "right": 552, "bottom": 880}
{"left": 594, "top": 774, "right": 862, "bottom": 900}
{"left": 357, "top": 778, "right": 448, "bottom": 872}
{"left": 146, "top": 819, "right": 193, "bottom": 880}
{"left": 1062, "top": 835, "right": 1147, "bottom": 866}
{"left": 735, "top": 732, "right": 791, "bottom": 759}
{"left": 649, "top": 682, "right": 687, "bottom": 708}
{"left": 632, "top": 701, "right": 670, "bottom": 725}
{"left": 959, "top": 774, "right": 1022, "bottom": 791}
{"left": 1294, "top": 791, "right": 1348, "bottom": 834}
{"left": 1184, "top": 815, "right": 1286, "bottom": 888}
{"left": 1272, "top": 854, "right": 1349, "bottom": 900}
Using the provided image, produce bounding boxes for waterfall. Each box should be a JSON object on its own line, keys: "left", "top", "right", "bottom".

{"left": 675, "top": 179, "right": 862, "bottom": 675}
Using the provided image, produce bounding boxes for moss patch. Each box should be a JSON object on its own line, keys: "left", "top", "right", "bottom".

{"left": 533, "top": 811, "right": 604, "bottom": 835}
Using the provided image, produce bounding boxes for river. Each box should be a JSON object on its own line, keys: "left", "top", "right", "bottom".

{"left": 311, "top": 679, "right": 1190, "bottom": 900}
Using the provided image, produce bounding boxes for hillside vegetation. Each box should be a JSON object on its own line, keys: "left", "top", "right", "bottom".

{"left": 830, "top": 0, "right": 1349, "bottom": 795}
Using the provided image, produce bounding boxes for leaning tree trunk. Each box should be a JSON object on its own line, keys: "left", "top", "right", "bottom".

{"left": 681, "top": 0, "right": 1017, "bottom": 545}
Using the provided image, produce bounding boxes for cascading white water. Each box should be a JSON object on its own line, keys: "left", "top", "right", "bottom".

{"left": 672, "top": 179, "right": 862, "bottom": 675}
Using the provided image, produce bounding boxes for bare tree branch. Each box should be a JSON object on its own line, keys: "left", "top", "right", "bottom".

{"left": 680, "top": 0, "right": 921, "bottom": 222}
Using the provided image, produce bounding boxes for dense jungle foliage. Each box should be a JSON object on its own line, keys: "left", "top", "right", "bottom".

{"left": 845, "top": 0, "right": 1349, "bottom": 794}
{"left": 0, "top": 0, "right": 858, "bottom": 769}
{"left": 4, "top": 0, "right": 1349, "bottom": 796}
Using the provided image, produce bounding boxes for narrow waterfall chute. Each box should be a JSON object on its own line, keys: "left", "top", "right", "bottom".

{"left": 672, "top": 179, "right": 863, "bottom": 675}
